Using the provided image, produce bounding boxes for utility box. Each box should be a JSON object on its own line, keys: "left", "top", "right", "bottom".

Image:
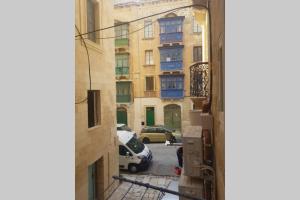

{"left": 182, "top": 126, "right": 203, "bottom": 177}
{"left": 179, "top": 168, "right": 204, "bottom": 200}
{"left": 189, "top": 112, "right": 213, "bottom": 130}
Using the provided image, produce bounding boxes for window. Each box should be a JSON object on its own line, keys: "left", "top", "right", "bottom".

{"left": 119, "top": 145, "right": 132, "bottom": 156}
{"left": 87, "top": 0, "right": 99, "bottom": 43}
{"left": 116, "top": 54, "right": 129, "bottom": 68}
{"left": 161, "top": 76, "right": 184, "bottom": 90}
{"left": 144, "top": 20, "right": 153, "bottom": 38}
{"left": 116, "top": 82, "right": 131, "bottom": 102}
{"left": 115, "top": 54, "right": 129, "bottom": 75}
{"left": 193, "top": 17, "right": 202, "bottom": 33}
{"left": 126, "top": 137, "right": 145, "bottom": 154}
{"left": 156, "top": 128, "right": 166, "bottom": 133}
{"left": 159, "top": 19, "right": 183, "bottom": 34}
{"left": 115, "top": 24, "right": 129, "bottom": 39}
{"left": 145, "top": 76, "right": 154, "bottom": 91}
{"left": 193, "top": 46, "right": 202, "bottom": 62}
{"left": 88, "top": 158, "right": 104, "bottom": 200}
{"left": 160, "top": 47, "right": 183, "bottom": 62}
{"left": 88, "top": 90, "right": 101, "bottom": 128}
{"left": 145, "top": 50, "right": 154, "bottom": 65}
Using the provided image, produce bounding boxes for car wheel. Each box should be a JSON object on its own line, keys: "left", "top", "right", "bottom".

{"left": 128, "top": 164, "right": 138, "bottom": 173}
{"left": 143, "top": 137, "right": 150, "bottom": 144}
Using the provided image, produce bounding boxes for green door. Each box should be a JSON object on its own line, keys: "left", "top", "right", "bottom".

{"left": 117, "top": 107, "right": 127, "bottom": 125}
{"left": 88, "top": 163, "right": 96, "bottom": 200}
{"left": 164, "top": 104, "right": 181, "bottom": 131}
{"left": 146, "top": 107, "right": 155, "bottom": 126}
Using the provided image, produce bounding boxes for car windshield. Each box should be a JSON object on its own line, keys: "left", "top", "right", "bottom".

{"left": 118, "top": 125, "right": 132, "bottom": 131}
{"left": 126, "top": 137, "right": 145, "bottom": 154}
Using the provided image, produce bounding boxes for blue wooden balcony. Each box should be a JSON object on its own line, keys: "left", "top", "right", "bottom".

{"left": 160, "top": 60, "right": 183, "bottom": 71}
{"left": 160, "top": 74, "right": 184, "bottom": 99}
{"left": 161, "top": 89, "right": 184, "bottom": 99}
{"left": 160, "top": 32, "right": 183, "bottom": 44}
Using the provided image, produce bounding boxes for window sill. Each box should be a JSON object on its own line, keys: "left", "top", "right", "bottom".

{"left": 88, "top": 125, "right": 101, "bottom": 132}
{"left": 143, "top": 64, "right": 155, "bottom": 67}
{"left": 142, "top": 37, "right": 154, "bottom": 40}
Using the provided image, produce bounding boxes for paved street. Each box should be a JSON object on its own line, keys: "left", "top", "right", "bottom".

{"left": 121, "top": 143, "right": 182, "bottom": 176}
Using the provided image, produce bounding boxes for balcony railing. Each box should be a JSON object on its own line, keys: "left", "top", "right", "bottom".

{"left": 160, "top": 32, "right": 183, "bottom": 44}
{"left": 160, "top": 60, "right": 183, "bottom": 71}
{"left": 116, "top": 94, "right": 131, "bottom": 103}
{"left": 190, "top": 62, "right": 209, "bottom": 97}
{"left": 144, "top": 91, "right": 157, "bottom": 97}
{"left": 161, "top": 89, "right": 184, "bottom": 99}
{"left": 115, "top": 38, "right": 129, "bottom": 47}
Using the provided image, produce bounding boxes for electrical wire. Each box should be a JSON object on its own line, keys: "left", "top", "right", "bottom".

{"left": 75, "top": 97, "right": 87, "bottom": 104}
{"left": 75, "top": 4, "right": 206, "bottom": 38}
{"left": 75, "top": 25, "right": 92, "bottom": 104}
{"left": 75, "top": 25, "right": 92, "bottom": 91}
{"left": 75, "top": 19, "right": 156, "bottom": 40}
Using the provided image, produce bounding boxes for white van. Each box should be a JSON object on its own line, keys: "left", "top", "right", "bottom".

{"left": 117, "top": 130, "right": 152, "bottom": 173}
{"left": 117, "top": 123, "right": 137, "bottom": 138}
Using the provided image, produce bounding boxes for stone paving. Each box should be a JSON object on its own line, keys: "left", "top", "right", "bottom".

{"left": 107, "top": 174, "right": 179, "bottom": 200}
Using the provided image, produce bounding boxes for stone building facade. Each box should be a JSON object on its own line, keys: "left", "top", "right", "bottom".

{"left": 113, "top": 0, "right": 209, "bottom": 135}
{"left": 75, "top": 0, "right": 119, "bottom": 199}
{"left": 192, "top": 0, "right": 225, "bottom": 199}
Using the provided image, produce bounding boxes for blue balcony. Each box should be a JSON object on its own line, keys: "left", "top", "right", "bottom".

{"left": 159, "top": 45, "right": 183, "bottom": 71}
{"left": 160, "top": 74, "right": 184, "bottom": 99}
{"left": 161, "top": 89, "right": 184, "bottom": 99}
{"left": 158, "top": 16, "right": 184, "bottom": 44}
{"left": 160, "top": 32, "right": 183, "bottom": 44}
{"left": 160, "top": 61, "right": 183, "bottom": 71}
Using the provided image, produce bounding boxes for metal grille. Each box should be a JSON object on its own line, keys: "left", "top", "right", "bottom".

{"left": 190, "top": 62, "right": 209, "bottom": 97}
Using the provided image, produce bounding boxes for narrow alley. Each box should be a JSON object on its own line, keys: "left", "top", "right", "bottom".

{"left": 75, "top": 0, "right": 224, "bottom": 200}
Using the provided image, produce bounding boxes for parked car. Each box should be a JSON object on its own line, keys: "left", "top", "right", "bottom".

{"left": 139, "top": 126, "right": 177, "bottom": 144}
{"left": 117, "top": 123, "right": 137, "bottom": 138}
{"left": 154, "top": 125, "right": 176, "bottom": 132}
{"left": 117, "top": 130, "right": 152, "bottom": 173}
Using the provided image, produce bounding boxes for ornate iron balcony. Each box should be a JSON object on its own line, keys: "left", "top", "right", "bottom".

{"left": 190, "top": 62, "right": 209, "bottom": 97}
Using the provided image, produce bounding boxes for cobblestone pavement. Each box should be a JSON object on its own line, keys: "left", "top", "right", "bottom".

{"left": 107, "top": 174, "right": 179, "bottom": 200}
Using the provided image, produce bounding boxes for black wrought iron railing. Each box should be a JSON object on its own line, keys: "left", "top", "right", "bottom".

{"left": 190, "top": 62, "right": 209, "bottom": 97}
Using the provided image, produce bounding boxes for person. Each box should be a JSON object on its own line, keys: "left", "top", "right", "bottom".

{"left": 176, "top": 146, "right": 183, "bottom": 167}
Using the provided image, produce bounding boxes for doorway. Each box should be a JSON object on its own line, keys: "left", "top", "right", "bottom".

{"left": 164, "top": 104, "right": 181, "bottom": 131}
{"left": 146, "top": 107, "right": 155, "bottom": 126}
{"left": 88, "top": 157, "right": 104, "bottom": 200}
{"left": 117, "top": 107, "right": 128, "bottom": 125}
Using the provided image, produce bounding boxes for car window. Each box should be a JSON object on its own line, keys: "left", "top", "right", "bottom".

{"left": 148, "top": 128, "right": 156, "bottom": 133}
{"left": 142, "top": 127, "right": 155, "bottom": 133}
{"left": 117, "top": 125, "right": 132, "bottom": 131}
{"left": 156, "top": 128, "right": 166, "bottom": 133}
{"left": 119, "top": 145, "right": 132, "bottom": 156}
{"left": 126, "top": 137, "right": 145, "bottom": 154}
